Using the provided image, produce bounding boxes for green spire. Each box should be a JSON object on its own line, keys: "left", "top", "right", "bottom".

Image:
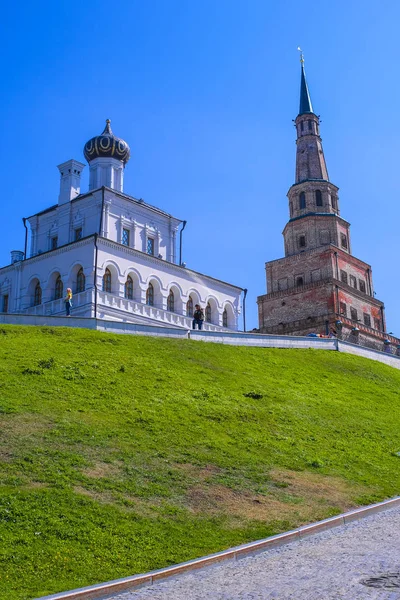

{"left": 298, "top": 52, "right": 314, "bottom": 115}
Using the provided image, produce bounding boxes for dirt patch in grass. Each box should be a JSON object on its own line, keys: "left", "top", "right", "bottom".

{"left": 185, "top": 467, "right": 374, "bottom": 525}
{"left": 80, "top": 461, "right": 123, "bottom": 479}
{"left": 269, "top": 468, "right": 371, "bottom": 512}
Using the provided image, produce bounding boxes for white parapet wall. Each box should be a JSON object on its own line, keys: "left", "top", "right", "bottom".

{"left": 189, "top": 329, "right": 338, "bottom": 350}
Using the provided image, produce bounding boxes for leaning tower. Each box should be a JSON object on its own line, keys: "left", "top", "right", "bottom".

{"left": 257, "top": 55, "right": 398, "bottom": 350}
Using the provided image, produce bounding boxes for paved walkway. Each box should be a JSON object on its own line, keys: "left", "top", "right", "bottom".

{"left": 109, "top": 506, "right": 400, "bottom": 600}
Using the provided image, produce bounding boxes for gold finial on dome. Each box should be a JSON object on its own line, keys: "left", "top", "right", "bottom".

{"left": 102, "top": 119, "right": 113, "bottom": 135}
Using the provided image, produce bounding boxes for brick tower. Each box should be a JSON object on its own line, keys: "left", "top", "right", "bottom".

{"left": 257, "top": 54, "right": 399, "bottom": 351}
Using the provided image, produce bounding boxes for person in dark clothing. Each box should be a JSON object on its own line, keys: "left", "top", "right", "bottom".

{"left": 192, "top": 304, "right": 204, "bottom": 330}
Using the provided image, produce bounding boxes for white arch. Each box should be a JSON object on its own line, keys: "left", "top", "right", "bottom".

{"left": 68, "top": 263, "right": 86, "bottom": 293}
{"left": 223, "top": 302, "right": 236, "bottom": 329}
{"left": 205, "top": 296, "right": 219, "bottom": 325}
{"left": 101, "top": 259, "right": 123, "bottom": 278}
{"left": 146, "top": 276, "right": 163, "bottom": 308}
{"left": 122, "top": 266, "right": 144, "bottom": 285}
{"left": 168, "top": 283, "right": 183, "bottom": 314}
{"left": 124, "top": 269, "right": 141, "bottom": 302}
{"left": 186, "top": 288, "right": 201, "bottom": 305}
{"left": 45, "top": 270, "right": 63, "bottom": 302}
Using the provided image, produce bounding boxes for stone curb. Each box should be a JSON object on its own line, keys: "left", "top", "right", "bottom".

{"left": 35, "top": 495, "right": 400, "bottom": 600}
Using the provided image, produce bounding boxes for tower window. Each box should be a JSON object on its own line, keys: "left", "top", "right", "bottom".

{"left": 340, "top": 270, "right": 348, "bottom": 284}
{"left": 55, "top": 275, "right": 63, "bottom": 300}
{"left": 122, "top": 228, "right": 130, "bottom": 246}
{"left": 125, "top": 275, "right": 133, "bottom": 300}
{"left": 363, "top": 313, "right": 371, "bottom": 327}
{"left": 147, "top": 238, "right": 155, "bottom": 255}
{"left": 350, "top": 307, "right": 358, "bottom": 321}
{"left": 359, "top": 280, "right": 366, "bottom": 293}
{"left": 296, "top": 276, "right": 304, "bottom": 287}
{"left": 77, "top": 268, "right": 85, "bottom": 293}
{"left": 299, "top": 192, "right": 306, "bottom": 210}
{"left": 340, "top": 233, "right": 348, "bottom": 249}
{"left": 167, "top": 290, "right": 174, "bottom": 312}
{"left": 331, "top": 195, "right": 337, "bottom": 210}
{"left": 339, "top": 302, "right": 347, "bottom": 316}
{"left": 50, "top": 236, "right": 58, "bottom": 250}
{"left": 374, "top": 317, "right": 382, "bottom": 331}
{"left": 2, "top": 294, "right": 8, "bottom": 313}
{"left": 103, "top": 268, "right": 111, "bottom": 293}
{"left": 349, "top": 275, "right": 357, "bottom": 289}
{"left": 299, "top": 235, "right": 306, "bottom": 248}
{"left": 74, "top": 227, "right": 82, "bottom": 241}
{"left": 308, "top": 120, "right": 312, "bottom": 131}
{"left": 300, "top": 121, "right": 304, "bottom": 132}
{"left": 315, "top": 190, "right": 322, "bottom": 206}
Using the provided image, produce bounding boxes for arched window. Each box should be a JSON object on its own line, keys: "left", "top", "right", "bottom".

{"left": 55, "top": 275, "right": 63, "bottom": 300}
{"left": 315, "top": 190, "right": 322, "bottom": 206}
{"left": 77, "top": 268, "right": 85, "bottom": 293}
{"left": 223, "top": 309, "right": 228, "bottom": 327}
{"left": 331, "top": 195, "right": 337, "bottom": 210}
{"left": 146, "top": 283, "right": 154, "bottom": 306}
{"left": 299, "top": 192, "right": 306, "bottom": 210}
{"left": 167, "top": 290, "right": 174, "bottom": 312}
{"left": 125, "top": 275, "right": 133, "bottom": 300}
{"left": 186, "top": 296, "right": 193, "bottom": 317}
{"left": 103, "top": 268, "right": 111, "bottom": 293}
{"left": 34, "top": 282, "right": 42, "bottom": 306}
{"left": 205, "top": 302, "right": 212, "bottom": 323}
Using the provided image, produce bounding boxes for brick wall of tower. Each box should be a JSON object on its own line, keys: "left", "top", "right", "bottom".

{"left": 266, "top": 247, "right": 334, "bottom": 293}
{"left": 258, "top": 280, "right": 335, "bottom": 332}
{"left": 283, "top": 216, "right": 351, "bottom": 257}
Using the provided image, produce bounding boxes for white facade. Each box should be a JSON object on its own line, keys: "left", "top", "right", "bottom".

{"left": 0, "top": 122, "right": 242, "bottom": 330}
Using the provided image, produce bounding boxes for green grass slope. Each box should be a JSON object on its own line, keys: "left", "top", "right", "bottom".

{"left": 1, "top": 324, "right": 400, "bottom": 599}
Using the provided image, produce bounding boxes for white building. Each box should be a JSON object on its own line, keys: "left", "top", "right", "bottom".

{"left": 0, "top": 121, "right": 243, "bottom": 330}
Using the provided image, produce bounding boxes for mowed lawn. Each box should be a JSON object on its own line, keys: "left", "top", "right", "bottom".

{"left": 1, "top": 324, "right": 400, "bottom": 599}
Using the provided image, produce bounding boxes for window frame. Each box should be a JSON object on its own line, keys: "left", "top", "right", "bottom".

{"left": 34, "top": 282, "right": 42, "bottom": 306}
{"left": 74, "top": 227, "right": 83, "bottom": 242}
{"left": 77, "top": 268, "right": 85, "bottom": 293}
{"left": 125, "top": 275, "right": 133, "bottom": 300}
{"left": 122, "top": 228, "right": 130, "bottom": 247}
{"left": 350, "top": 307, "right": 358, "bottom": 321}
{"left": 103, "top": 268, "right": 112, "bottom": 293}
{"left": 167, "top": 289, "right": 174, "bottom": 312}
{"left": 147, "top": 237, "right": 155, "bottom": 256}
{"left": 299, "top": 192, "right": 306, "bottom": 210}
{"left": 205, "top": 302, "right": 212, "bottom": 323}
{"left": 186, "top": 296, "right": 194, "bottom": 317}
{"left": 146, "top": 283, "right": 154, "bottom": 306}
{"left": 55, "top": 275, "right": 63, "bottom": 300}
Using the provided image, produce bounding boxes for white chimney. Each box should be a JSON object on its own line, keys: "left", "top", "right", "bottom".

{"left": 57, "top": 159, "right": 85, "bottom": 205}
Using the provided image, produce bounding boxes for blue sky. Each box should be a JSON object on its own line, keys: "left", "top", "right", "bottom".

{"left": 1, "top": 0, "right": 399, "bottom": 334}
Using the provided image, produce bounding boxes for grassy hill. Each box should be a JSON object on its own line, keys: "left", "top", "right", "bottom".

{"left": 1, "top": 324, "right": 400, "bottom": 599}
